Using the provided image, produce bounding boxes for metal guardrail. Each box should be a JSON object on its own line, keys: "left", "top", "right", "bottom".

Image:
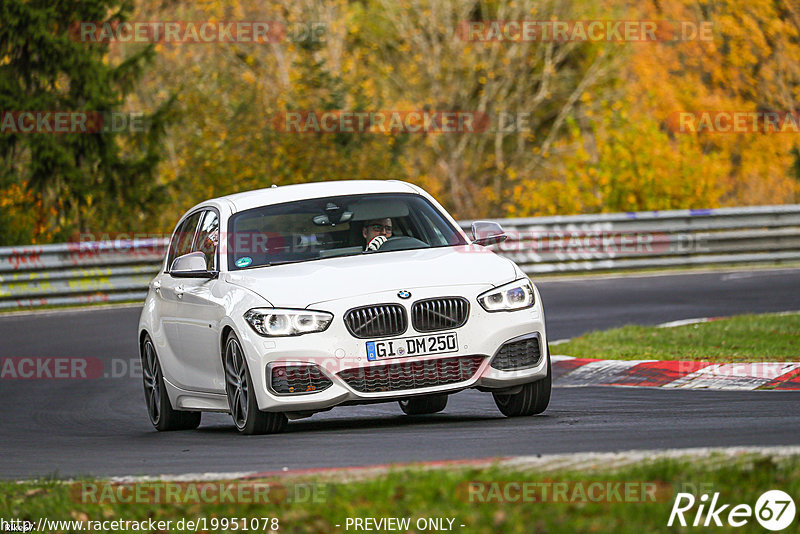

{"left": 0, "top": 239, "right": 167, "bottom": 309}
{"left": 1, "top": 205, "right": 799, "bottom": 309}
{"left": 462, "top": 204, "right": 800, "bottom": 274}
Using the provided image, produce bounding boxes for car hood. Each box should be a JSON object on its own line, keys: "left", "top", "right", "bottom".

{"left": 224, "top": 245, "right": 517, "bottom": 308}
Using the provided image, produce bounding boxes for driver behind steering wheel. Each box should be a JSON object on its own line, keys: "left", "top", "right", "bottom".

{"left": 363, "top": 218, "right": 393, "bottom": 251}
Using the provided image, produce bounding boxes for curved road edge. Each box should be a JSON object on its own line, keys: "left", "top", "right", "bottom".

{"left": 552, "top": 356, "right": 800, "bottom": 390}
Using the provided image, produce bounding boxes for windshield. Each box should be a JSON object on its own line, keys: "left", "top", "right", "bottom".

{"left": 227, "top": 193, "right": 467, "bottom": 270}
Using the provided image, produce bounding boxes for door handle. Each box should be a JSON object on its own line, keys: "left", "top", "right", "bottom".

{"left": 176, "top": 284, "right": 185, "bottom": 298}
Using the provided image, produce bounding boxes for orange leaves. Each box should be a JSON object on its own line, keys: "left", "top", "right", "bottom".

{"left": 15, "top": 0, "right": 789, "bottom": 244}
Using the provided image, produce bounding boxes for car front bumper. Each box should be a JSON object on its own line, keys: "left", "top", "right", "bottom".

{"left": 234, "top": 283, "right": 549, "bottom": 412}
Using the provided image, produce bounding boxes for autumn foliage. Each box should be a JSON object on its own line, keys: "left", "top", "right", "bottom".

{"left": 2, "top": 0, "right": 799, "bottom": 244}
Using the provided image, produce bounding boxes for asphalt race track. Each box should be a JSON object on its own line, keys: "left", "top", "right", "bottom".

{"left": 1, "top": 268, "right": 799, "bottom": 479}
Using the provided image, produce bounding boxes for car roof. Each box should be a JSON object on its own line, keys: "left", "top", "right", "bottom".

{"left": 192, "top": 180, "right": 422, "bottom": 214}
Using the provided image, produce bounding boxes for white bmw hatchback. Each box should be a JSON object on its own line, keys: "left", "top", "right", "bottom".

{"left": 138, "top": 180, "right": 551, "bottom": 434}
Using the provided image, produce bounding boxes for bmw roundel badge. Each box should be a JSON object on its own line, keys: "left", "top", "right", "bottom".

{"left": 398, "top": 290, "right": 411, "bottom": 299}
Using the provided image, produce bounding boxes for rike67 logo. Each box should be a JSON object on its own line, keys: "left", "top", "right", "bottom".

{"left": 668, "top": 490, "right": 796, "bottom": 530}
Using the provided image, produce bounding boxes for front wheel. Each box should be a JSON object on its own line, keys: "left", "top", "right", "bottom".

{"left": 141, "top": 335, "right": 201, "bottom": 431}
{"left": 224, "top": 332, "right": 287, "bottom": 435}
{"left": 492, "top": 351, "right": 551, "bottom": 417}
{"left": 399, "top": 394, "right": 448, "bottom": 415}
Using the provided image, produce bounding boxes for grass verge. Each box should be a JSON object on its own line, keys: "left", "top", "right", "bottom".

{"left": 1, "top": 452, "right": 798, "bottom": 533}
{"left": 553, "top": 312, "right": 800, "bottom": 362}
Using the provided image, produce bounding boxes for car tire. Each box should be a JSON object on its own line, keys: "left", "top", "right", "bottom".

{"left": 492, "top": 350, "right": 551, "bottom": 417}
{"left": 141, "top": 335, "right": 201, "bottom": 431}
{"left": 224, "top": 332, "right": 287, "bottom": 435}
{"left": 399, "top": 394, "right": 448, "bottom": 415}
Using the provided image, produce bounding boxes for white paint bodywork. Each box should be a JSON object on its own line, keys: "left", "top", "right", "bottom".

{"left": 138, "top": 180, "right": 548, "bottom": 414}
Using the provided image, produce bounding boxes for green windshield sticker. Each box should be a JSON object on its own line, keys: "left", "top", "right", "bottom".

{"left": 235, "top": 257, "right": 252, "bottom": 268}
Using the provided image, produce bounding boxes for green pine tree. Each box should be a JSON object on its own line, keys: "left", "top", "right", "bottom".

{"left": 0, "top": 0, "right": 174, "bottom": 244}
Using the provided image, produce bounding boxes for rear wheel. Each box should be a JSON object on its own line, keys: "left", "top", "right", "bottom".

{"left": 141, "top": 335, "right": 201, "bottom": 431}
{"left": 399, "top": 394, "right": 448, "bottom": 415}
{"left": 493, "top": 351, "right": 551, "bottom": 417}
{"left": 224, "top": 332, "right": 287, "bottom": 435}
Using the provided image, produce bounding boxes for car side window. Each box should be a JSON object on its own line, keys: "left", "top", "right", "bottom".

{"left": 193, "top": 210, "right": 219, "bottom": 271}
{"left": 166, "top": 211, "right": 203, "bottom": 271}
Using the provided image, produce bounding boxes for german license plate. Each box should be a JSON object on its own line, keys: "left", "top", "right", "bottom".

{"left": 366, "top": 332, "right": 458, "bottom": 361}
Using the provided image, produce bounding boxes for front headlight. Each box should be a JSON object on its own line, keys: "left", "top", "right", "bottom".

{"left": 244, "top": 308, "right": 333, "bottom": 337}
{"left": 477, "top": 279, "right": 535, "bottom": 312}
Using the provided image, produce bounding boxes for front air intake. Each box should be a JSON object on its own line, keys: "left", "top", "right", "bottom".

{"left": 490, "top": 334, "right": 542, "bottom": 371}
{"left": 269, "top": 364, "right": 332, "bottom": 395}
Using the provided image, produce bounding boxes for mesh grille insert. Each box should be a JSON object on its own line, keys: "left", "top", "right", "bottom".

{"left": 338, "top": 355, "right": 484, "bottom": 393}
{"left": 490, "top": 335, "right": 542, "bottom": 371}
{"left": 270, "top": 365, "right": 332, "bottom": 395}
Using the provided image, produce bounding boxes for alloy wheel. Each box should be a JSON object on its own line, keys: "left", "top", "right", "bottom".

{"left": 142, "top": 339, "right": 161, "bottom": 424}
{"left": 225, "top": 337, "right": 249, "bottom": 430}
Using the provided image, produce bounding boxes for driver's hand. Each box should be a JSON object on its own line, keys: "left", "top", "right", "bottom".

{"left": 366, "top": 235, "right": 387, "bottom": 251}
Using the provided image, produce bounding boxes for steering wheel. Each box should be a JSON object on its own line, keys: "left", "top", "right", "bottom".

{"left": 377, "top": 236, "right": 429, "bottom": 251}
